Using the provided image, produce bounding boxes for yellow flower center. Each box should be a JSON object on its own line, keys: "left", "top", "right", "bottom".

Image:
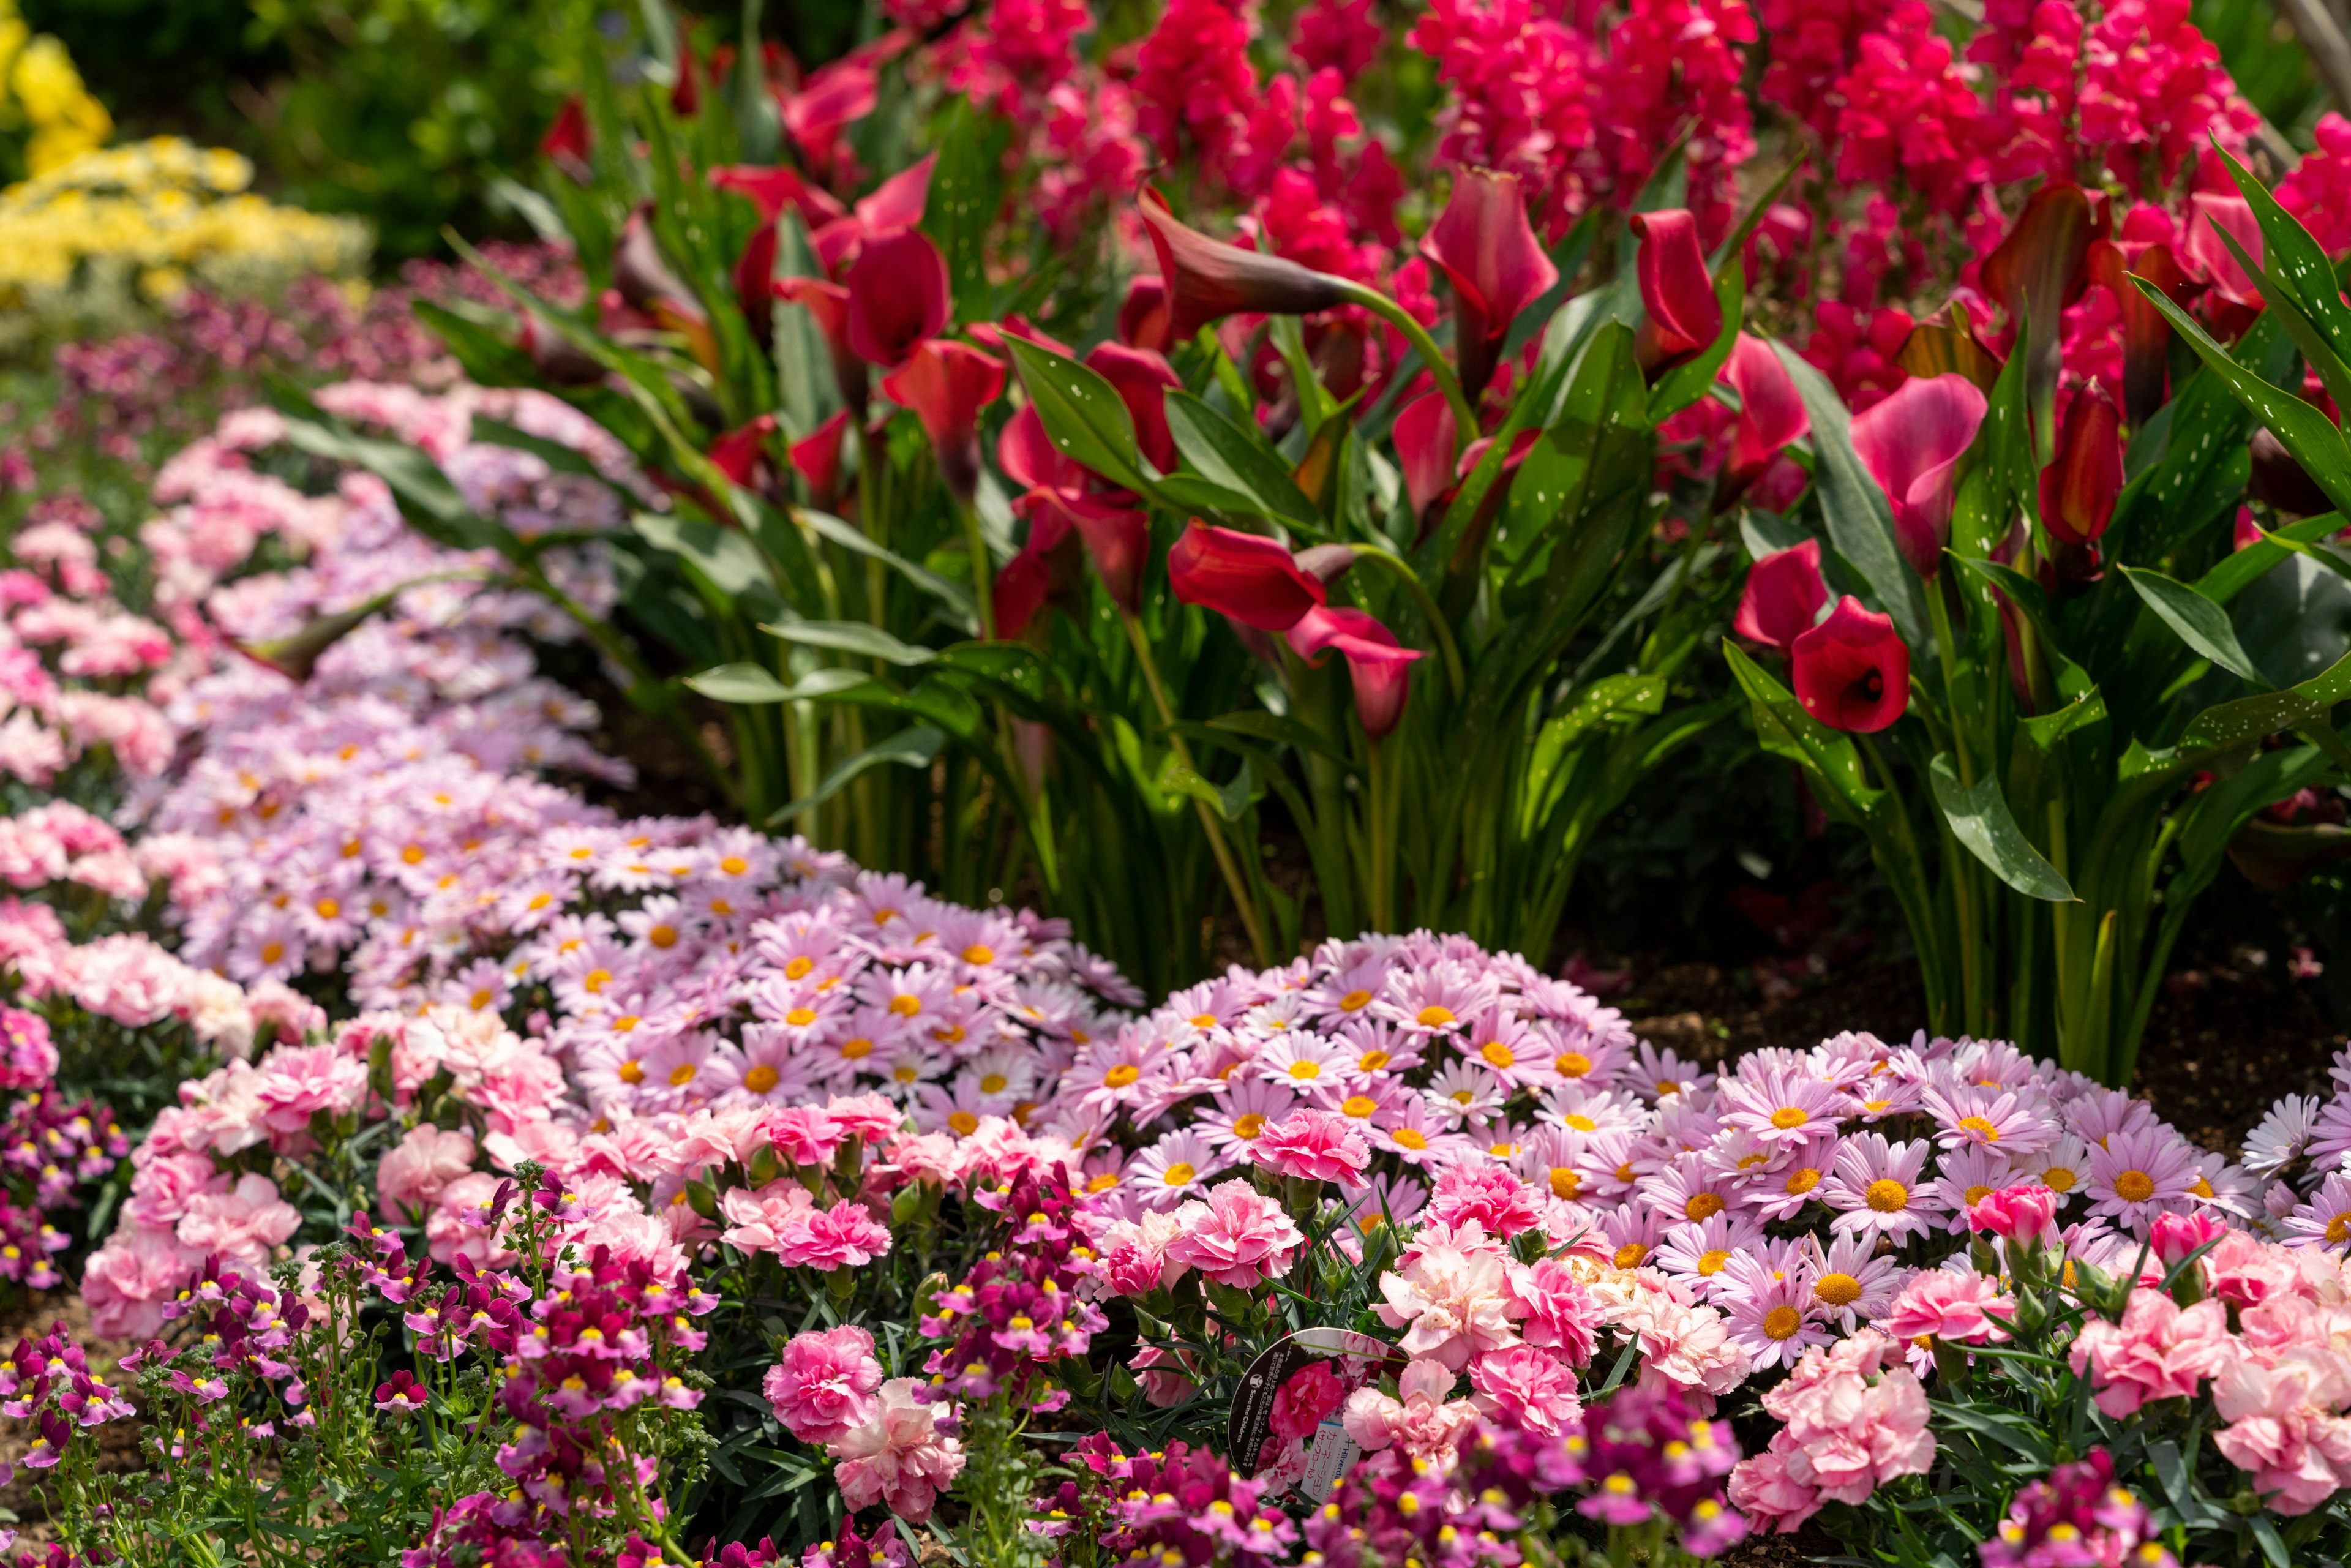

{"left": 1614, "top": 1243, "right": 1648, "bottom": 1269}
{"left": 1814, "top": 1272, "right": 1862, "bottom": 1307}
{"left": 980, "top": 1073, "right": 1008, "bottom": 1095}
{"left": 948, "top": 1111, "right": 979, "bottom": 1136}
{"left": 1341, "top": 1095, "right": 1377, "bottom": 1119}
{"left": 1958, "top": 1115, "right": 2000, "bottom": 1141}
{"left": 2191, "top": 1175, "right": 2214, "bottom": 1199}
{"left": 1358, "top": 1050, "right": 1391, "bottom": 1073}
{"left": 1770, "top": 1106, "right": 1809, "bottom": 1130}
{"left": 784, "top": 956, "right": 814, "bottom": 980}
{"left": 668, "top": 1062, "right": 697, "bottom": 1086}
{"left": 2114, "top": 1171, "right": 2156, "bottom": 1204}
{"left": 1415, "top": 1005, "right": 1455, "bottom": 1028}
{"left": 1550, "top": 1168, "right": 1580, "bottom": 1199}
{"left": 1161, "top": 1162, "right": 1195, "bottom": 1188}
{"left": 1232, "top": 1114, "right": 1266, "bottom": 1140}
{"left": 1865, "top": 1179, "right": 1908, "bottom": 1214}
{"left": 583, "top": 968, "right": 611, "bottom": 994}
{"left": 1763, "top": 1305, "right": 1802, "bottom": 1341}
{"left": 744, "top": 1065, "right": 779, "bottom": 1093}
{"left": 1684, "top": 1191, "right": 1725, "bottom": 1221}
{"left": 315, "top": 898, "right": 340, "bottom": 919}
{"left": 1472, "top": 1040, "right": 1512, "bottom": 1072}
{"left": 840, "top": 1037, "right": 874, "bottom": 1060}
{"left": 1785, "top": 1167, "right": 1821, "bottom": 1195}
{"left": 964, "top": 945, "right": 995, "bottom": 965}
{"left": 1393, "top": 1128, "right": 1429, "bottom": 1151}
{"left": 260, "top": 942, "right": 285, "bottom": 966}
{"left": 648, "top": 925, "right": 678, "bottom": 950}
{"left": 720, "top": 856, "right": 749, "bottom": 876}
{"left": 1339, "top": 988, "right": 1372, "bottom": 1011}
{"left": 890, "top": 994, "right": 921, "bottom": 1016}
{"left": 786, "top": 1008, "right": 818, "bottom": 1027}
{"left": 617, "top": 1060, "right": 644, "bottom": 1085}
{"left": 1564, "top": 1113, "right": 1598, "bottom": 1132}
{"left": 1698, "top": 1249, "right": 1730, "bottom": 1276}
{"left": 2042, "top": 1165, "right": 2078, "bottom": 1193}
{"left": 2328, "top": 1212, "right": 2351, "bottom": 1245}
{"left": 1103, "top": 1063, "right": 1141, "bottom": 1089}
{"left": 1557, "top": 1052, "right": 1592, "bottom": 1078}
{"left": 1963, "top": 1184, "right": 1993, "bottom": 1207}
{"left": 1288, "top": 1061, "right": 1321, "bottom": 1081}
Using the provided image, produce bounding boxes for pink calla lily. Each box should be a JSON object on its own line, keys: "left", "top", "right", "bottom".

{"left": 1120, "top": 275, "right": 1171, "bottom": 351}
{"left": 1286, "top": 606, "right": 1425, "bottom": 740}
{"left": 1138, "top": 191, "right": 1351, "bottom": 345}
{"left": 1392, "top": 392, "right": 1458, "bottom": 526}
{"left": 708, "top": 415, "right": 778, "bottom": 489}
{"left": 1086, "top": 343, "right": 1185, "bottom": 473}
{"left": 1421, "top": 169, "right": 1557, "bottom": 402}
{"left": 879, "top": 340, "right": 1005, "bottom": 502}
{"left": 1630, "top": 209, "right": 1722, "bottom": 373}
{"left": 855, "top": 154, "right": 935, "bottom": 235}
{"left": 1019, "top": 488, "right": 1150, "bottom": 613}
{"left": 790, "top": 410, "right": 852, "bottom": 508}
{"left": 1851, "top": 373, "right": 1989, "bottom": 579}
{"left": 846, "top": 229, "right": 951, "bottom": 368}
{"left": 1791, "top": 596, "right": 1910, "bottom": 733}
{"left": 1168, "top": 522, "right": 1328, "bottom": 631}
{"left": 996, "top": 404, "right": 1089, "bottom": 494}
{"left": 1721, "top": 334, "right": 1809, "bottom": 497}
{"left": 1734, "top": 539, "right": 1828, "bottom": 654}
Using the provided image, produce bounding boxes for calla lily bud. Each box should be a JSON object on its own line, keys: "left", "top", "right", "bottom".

{"left": 1286, "top": 606, "right": 1425, "bottom": 740}
{"left": 1392, "top": 392, "right": 1458, "bottom": 526}
{"left": 735, "top": 222, "right": 779, "bottom": 350}
{"left": 879, "top": 340, "right": 1006, "bottom": 503}
{"left": 846, "top": 228, "right": 951, "bottom": 368}
{"left": 1421, "top": 168, "right": 1558, "bottom": 402}
{"left": 1851, "top": 373, "right": 1989, "bottom": 579}
{"left": 1086, "top": 343, "right": 1184, "bottom": 473}
{"left": 2038, "top": 386, "right": 2122, "bottom": 547}
{"left": 539, "top": 98, "right": 591, "bottom": 184}
{"left": 1734, "top": 539, "right": 1828, "bottom": 655}
{"left": 1137, "top": 190, "right": 1351, "bottom": 344}
{"left": 1791, "top": 596, "right": 1910, "bottom": 733}
{"left": 1120, "top": 275, "right": 1171, "bottom": 351}
{"left": 2249, "top": 428, "right": 2336, "bottom": 517}
{"left": 1167, "top": 522, "right": 1328, "bottom": 631}
{"left": 790, "top": 410, "right": 852, "bottom": 509}
{"left": 709, "top": 415, "right": 778, "bottom": 490}
{"left": 1630, "top": 209, "right": 1721, "bottom": 375}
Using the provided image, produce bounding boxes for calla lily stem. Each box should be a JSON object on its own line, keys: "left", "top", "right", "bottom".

{"left": 1351, "top": 546, "right": 1466, "bottom": 699}
{"left": 1329, "top": 278, "right": 1477, "bottom": 455}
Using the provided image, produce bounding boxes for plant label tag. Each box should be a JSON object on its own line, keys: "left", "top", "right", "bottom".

{"left": 1227, "top": 1328, "right": 1398, "bottom": 1501}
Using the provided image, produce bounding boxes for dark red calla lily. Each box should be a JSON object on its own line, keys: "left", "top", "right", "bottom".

{"left": 1851, "top": 373, "right": 1988, "bottom": 579}
{"left": 1120, "top": 275, "right": 1171, "bottom": 351}
{"left": 773, "top": 276, "right": 866, "bottom": 410}
{"left": 879, "top": 339, "right": 1006, "bottom": 501}
{"left": 1086, "top": 343, "right": 1184, "bottom": 473}
{"left": 1018, "top": 487, "right": 1150, "bottom": 612}
{"left": 2088, "top": 218, "right": 2192, "bottom": 430}
{"left": 994, "top": 504, "right": 1071, "bottom": 640}
{"left": 1167, "top": 521, "right": 1328, "bottom": 631}
{"left": 790, "top": 410, "right": 852, "bottom": 508}
{"left": 967, "top": 316, "right": 1076, "bottom": 358}
{"left": 2039, "top": 386, "right": 2123, "bottom": 547}
{"left": 1792, "top": 596, "right": 1910, "bottom": 733}
{"left": 1421, "top": 168, "right": 1558, "bottom": 402}
{"left": 855, "top": 154, "right": 934, "bottom": 235}
{"left": 540, "top": 98, "right": 591, "bottom": 183}
{"left": 735, "top": 222, "right": 778, "bottom": 348}
{"left": 1720, "top": 333, "right": 1809, "bottom": 498}
{"left": 709, "top": 415, "right": 778, "bottom": 488}
{"left": 1138, "top": 190, "right": 1352, "bottom": 345}
{"left": 670, "top": 42, "right": 702, "bottom": 116}
{"left": 1392, "top": 392, "right": 1458, "bottom": 525}
{"left": 711, "top": 165, "right": 847, "bottom": 228}
{"left": 1982, "top": 182, "right": 2105, "bottom": 418}
{"left": 2249, "top": 428, "right": 2335, "bottom": 517}
{"left": 1630, "top": 208, "right": 1722, "bottom": 374}
{"left": 1734, "top": 539, "right": 1828, "bottom": 653}
{"left": 1286, "top": 606, "right": 1426, "bottom": 740}
{"left": 997, "top": 403, "right": 1089, "bottom": 493}
{"left": 845, "top": 228, "right": 951, "bottom": 368}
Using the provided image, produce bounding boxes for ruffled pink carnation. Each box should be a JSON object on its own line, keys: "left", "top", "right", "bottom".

{"left": 2067, "top": 1289, "right": 2231, "bottom": 1418}
{"left": 253, "top": 1043, "right": 369, "bottom": 1135}
{"left": 1422, "top": 1162, "right": 1543, "bottom": 1239}
{"left": 765, "top": 1325, "right": 886, "bottom": 1444}
{"left": 1883, "top": 1269, "right": 2013, "bottom": 1346}
{"left": 1342, "top": 1357, "right": 1480, "bottom": 1464}
{"left": 82, "top": 1227, "right": 199, "bottom": 1340}
{"left": 377, "top": 1124, "right": 476, "bottom": 1217}
{"left": 2211, "top": 1343, "right": 2351, "bottom": 1515}
{"left": 1251, "top": 1109, "right": 1370, "bottom": 1185}
{"left": 1741, "top": 1329, "right": 1933, "bottom": 1515}
{"left": 1374, "top": 1236, "right": 1520, "bottom": 1370}
{"left": 768, "top": 1105, "right": 846, "bottom": 1167}
{"left": 1163, "top": 1180, "right": 1305, "bottom": 1288}
{"left": 828, "top": 1377, "right": 967, "bottom": 1523}
{"left": 174, "top": 1172, "right": 299, "bottom": 1268}
{"left": 1505, "top": 1256, "right": 1601, "bottom": 1367}
{"left": 1468, "top": 1343, "right": 1584, "bottom": 1435}
{"left": 774, "top": 1201, "right": 894, "bottom": 1272}
{"left": 1967, "top": 1182, "right": 2059, "bottom": 1245}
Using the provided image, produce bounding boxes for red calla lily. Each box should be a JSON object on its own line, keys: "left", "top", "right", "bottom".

{"left": 1982, "top": 182, "right": 2105, "bottom": 419}
{"left": 709, "top": 415, "right": 778, "bottom": 488}
{"left": 846, "top": 229, "right": 951, "bottom": 368}
{"left": 1167, "top": 522, "right": 1328, "bottom": 631}
{"left": 1734, "top": 539, "right": 1828, "bottom": 654}
{"left": 996, "top": 403, "right": 1089, "bottom": 493}
{"left": 782, "top": 61, "right": 878, "bottom": 168}
{"left": 1630, "top": 209, "right": 1722, "bottom": 373}
{"left": 711, "top": 165, "right": 846, "bottom": 228}
{"left": 2088, "top": 216, "right": 2193, "bottom": 430}
{"left": 855, "top": 154, "right": 934, "bottom": 235}
{"left": 1851, "top": 373, "right": 1988, "bottom": 579}
{"left": 790, "top": 410, "right": 852, "bottom": 508}
{"left": 1120, "top": 275, "right": 1171, "bottom": 351}
{"left": 1086, "top": 343, "right": 1184, "bottom": 473}
{"left": 2039, "top": 386, "right": 2123, "bottom": 547}
{"left": 1019, "top": 487, "right": 1150, "bottom": 612}
{"left": 1392, "top": 392, "right": 1458, "bottom": 525}
{"left": 1138, "top": 190, "right": 1352, "bottom": 345}
{"left": 735, "top": 222, "right": 778, "bottom": 349}
{"left": 879, "top": 340, "right": 1005, "bottom": 501}
{"left": 540, "top": 98, "right": 591, "bottom": 183}
{"left": 1421, "top": 168, "right": 1558, "bottom": 402}
{"left": 773, "top": 276, "right": 866, "bottom": 409}
{"left": 968, "top": 317, "right": 1076, "bottom": 358}
{"left": 1721, "top": 333, "right": 1809, "bottom": 498}
{"left": 1791, "top": 596, "right": 1910, "bottom": 733}
{"left": 1287, "top": 605, "right": 1425, "bottom": 740}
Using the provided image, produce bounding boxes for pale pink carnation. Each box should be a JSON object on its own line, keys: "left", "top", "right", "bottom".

{"left": 828, "top": 1377, "right": 967, "bottom": 1523}
{"left": 2066, "top": 1290, "right": 2231, "bottom": 1418}
{"left": 377, "top": 1125, "right": 478, "bottom": 1217}
{"left": 82, "top": 1228, "right": 200, "bottom": 1339}
{"left": 254, "top": 1043, "right": 370, "bottom": 1135}
{"left": 775, "top": 1201, "right": 894, "bottom": 1272}
{"left": 2211, "top": 1343, "right": 2351, "bottom": 1515}
{"left": 765, "top": 1325, "right": 886, "bottom": 1443}
{"left": 1505, "top": 1256, "right": 1601, "bottom": 1367}
{"left": 1375, "top": 1237, "right": 1520, "bottom": 1370}
{"left": 1251, "top": 1109, "right": 1370, "bottom": 1184}
{"left": 718, "top": 1179, "right": 819, "bottom": 1254}
{"left": 1098, "top": 1209, "right": 1188, "bottom": 1296}
{"left": 1883, "top": 1270, "right": 2013, "bottom": 1346}
{"left": 1468, "top": 1344, "right": 1584, "bottom": 1435}
{"left": 1342, "top": 1357, "right": 1480, "bottom": 1463}
{"left": 1163, "top": 1180, "right": 1305, "bottom": 1288}
{"left": 175, "top": 1172, "right": 300, "bottom": 1267}
{"left": 768, "top": 1105, "right": 847, "bottom": 1167}
{"left": 1422, "top": 1162, "right": 1543, "bottom": 1239}
{"left": 1753, "top": 1329, "right": 1935, "bottom": 1507}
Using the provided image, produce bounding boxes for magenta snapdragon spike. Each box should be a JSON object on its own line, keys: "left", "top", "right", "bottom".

{"left": 1048, "top": 1435, "right": 1300, "bottom": 1565}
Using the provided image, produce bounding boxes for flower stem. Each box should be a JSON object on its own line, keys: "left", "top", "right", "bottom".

{"left": 1350, "top": 546, "right": 1465, "bottom": 698}
{"left": 956, "top": 492, "right": 997, "bottom": 642}
{"left": 1329, "top": 278, "right": 1477, "bottom": 453}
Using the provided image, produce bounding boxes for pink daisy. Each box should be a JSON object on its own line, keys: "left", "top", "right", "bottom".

{"left": 2085, "top": 1126, "right": 2203, "bottom": 1232}
{"left": 1821, "top": 1133, "right": 1943, "bottom": 1242}
{"left": 1655, "top": 1213, "right": 1768, "bottom": 1300}
{"left": 1922, "top": 1084, "right": 2057, "bottom": 1157}
{"left": 1719, "top": 1063, "right": 1846, "bottom": 1146}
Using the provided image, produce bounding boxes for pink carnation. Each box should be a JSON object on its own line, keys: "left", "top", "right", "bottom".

{"left": 1882, "top": 1270, "right": 2013, "bottom": 1346}
{"left": 1468, "top": 1343, "right": 1584, "bottom": 1436}
{"left": 1505, "top": 1256, "right": 1601, "bottom": 1367}
{"left": 253, "top": 1043, "right": 369, "bottom": 1135}
{"left": 1251, "top": 1109, "right": 1370, "bottom": 1184}
{"left": 1374, "top": 1236, "right": 1520, "bottom": 1370}
{"left": 776, "top": 1201, "right": 894, "bottom": 1272}
{"left": 1269, "top": 1359, "right": 1348, "bottom": 1444}
{"left": 765, "top": 1325, "right": 886, "bottom": 1444}
{"left": 1967, "top": 1182, "right": 2058, "bottom": 1245}
{"left": 828, "top": 1377, "right": 967, "bottom": 1523}
{"left": 2211, "top": 1344, "right": 2351, "bottom": 1515}
{"left": 1163, "top": 1180, "right": 1305, "bottom": 1288}
{"left": 2067, "top": 1289, "right": 2231, "bottom": 1419}
{"left": 82, "top": 1227, "right": 199, "bottom": 1340}
{"left": 174, "top": 1172, "right": 299, "bottom": 1268}
{"left": 1342, "top": 1357, "right": 1480, "bottom": 1464}
{"left": 768, "top": 1105, "right": 846, "bottom": 1168}
{"left": 377, "top": 1125, "right": 477, "bottom": 1217}
{"left": 1749, "top": 1329, "right": 1934, "bottom": 1510}
{"left": 1422, "top": 1162, "right": 1543, "bottom": 1239}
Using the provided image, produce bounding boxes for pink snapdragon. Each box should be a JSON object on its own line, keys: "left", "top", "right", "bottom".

{"left": 765, "top": 1326, "right": 886, "bottom": 1444}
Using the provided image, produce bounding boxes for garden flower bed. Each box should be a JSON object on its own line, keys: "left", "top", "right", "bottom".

{"left": 14, "top": 0, "right": 2351, "bottom": 1563}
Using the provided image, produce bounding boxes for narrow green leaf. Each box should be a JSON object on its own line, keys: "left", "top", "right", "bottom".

{"left": 1158, "top": 756, "right": 1254, "bottom": 822}
{"left": 682, "top": 663, "right": 795, "bottom": 703}
{"left": 1001, "top": 336, "right": 1150, "bottom": 492}
{"left": 1648, "top": 260, "right": 1745, "bottom": 422}
{"left": 2203, "top": 217, "right": 2351, "bottom": 423}
{"left": 633, "top": 512, "right": 773, "bottom": 599}
{"left": 1771, "top": 341, "right": 1932, "bottom": 651}
{"left": 2120, "top": 565, "right": 2265, "bottom": 683}
{"left": 762, "top": 620, "right": 937, "bottom": 666}
{"left": 2216, "top": 143, "right": 2351, "bottom": 370}
{"left": 1929, "top": 753, "right": 2075, "bottom": 901}
{"left": 2193, "top": 511, "right": 2345, "bottom": 603}
{"left": 919, "top": 98, "right": 1009, "bottom": 324}
{"left": 2250, "top": 1514, "right": 2290, "bottom": 1568}
{"left": 768, "top": 726, "right": 945, "bottom": 824}
{"left": 1723, "top": 642, "right": 1880, "bottom": 824}
{"left": 1164, "top": 390, "right": 1322, "bottom": 528}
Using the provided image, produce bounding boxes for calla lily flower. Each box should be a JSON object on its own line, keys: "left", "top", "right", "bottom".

{"left": 1734, "top": 539, "right": 1828, "bottom": 654}
{"left": 709, "top": 415, "right": 778, "bottom": 489}
{"left": 773, "top": 276, "right": 866, "bottom": 410}
{"left": 2088, "top": 234, "right": 2190, "bottom": 430}
{"left": 996, "top": 403, "right": 1089, "bottom": 493}
{"left": 968, "top": 317, "right": 1075, "bottom": 357}
{"left": 995, "top": 506, "right": 1079, "bottom": 640}
{"left": 2039, "top": 387, "right": 2122, "bottom": 547}
{"left": 1138, "top": 190, "right": 1352, "bottom": 345}
{"left": 2186, "top": 192, "right": 2265, "bottom": 321}
{"left": 735, "top": 222, "right": 778, "bottom": 348}
{"left": 1981, "top": 182, "right": 2104, "bottom": 421}
{"left": 1421, "top": 168, "right": 1557, "bottom": 402}
{"left": 1286, "top": 606, "right": 1425, "bottom": 740}
{"left": 1167, "top": 522, "right": 1328, "bottom": 631}
{"left": 1120, "top": 275, "right": 1171, "bottom": 351}
{"left": 540, "top": 98, "right": 591, "bottom": 184}
{"left": 1720, "top": 333, "right": 1809, "bottom": 498}
{"left": 790, "top": 410, "right": 852, "bottom": 508}
{"left": 518, "top": 312, "right": 602, "bottom": 386}
{"left": 1392, "top": 392, "right": 1458, "bottom": 526}
{"left": 782, "top": 60, "right": 879, "bottom": 169}
{"left": 1086, "top": 343, "right": 1185, "bottom": 473}
{"left": 1018, "top": 487, "right": 1150, "bottom": 612}
{"left": 1630, "top": 209, "right": 1722, "bottom": 373}
{"left": 1894, "top": 301, "right": 2003, "bottom": 393}
{"left": 1851, "top": 373, "right": 1989, "bottom": 579}
{"left": 1791, "top": 596, "right": 1910, "bottom": 733}
{"left": 879, "top": 340, "right": 1006, "bottom": 502}
{"left": 846, "top": 229, "right": 951, "bottom": 368}
{"left": 710, "top": 164, "right": 846, "bottom": 228}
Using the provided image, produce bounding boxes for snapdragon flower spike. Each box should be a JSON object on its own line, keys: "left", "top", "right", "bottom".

{"left": 1137, "top": 189, "right": 1352, "bottom": 344}
{"left": 1630, "top": 209, "right": 1723, "bottom": 375}
{"left": 1286, "top": 606, "right": 1425, "bottom": 740}
{"left": 920, "top": 1166, "right": 1109, "bottom": 1408}
{"left": 2038, "top": 386, "right": 2123, "bottom": 548}
{"left": 1850, "top": 373, "right": 1989, "bottom": 579}
{"left": 1733, "top": 539, "right": 1828, "bottom": 655}
{"left": 1791, "top": 597, "right": 1910, "bottom": 733}
{"left": 879, "top": 340, "right": 1007, "bottom": 505}
{"left": 1422, "top": 168, "right": 1558, "bottom": 403}
{"left": 1168, "top": 521, "right": 1329, "bottom": 631}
